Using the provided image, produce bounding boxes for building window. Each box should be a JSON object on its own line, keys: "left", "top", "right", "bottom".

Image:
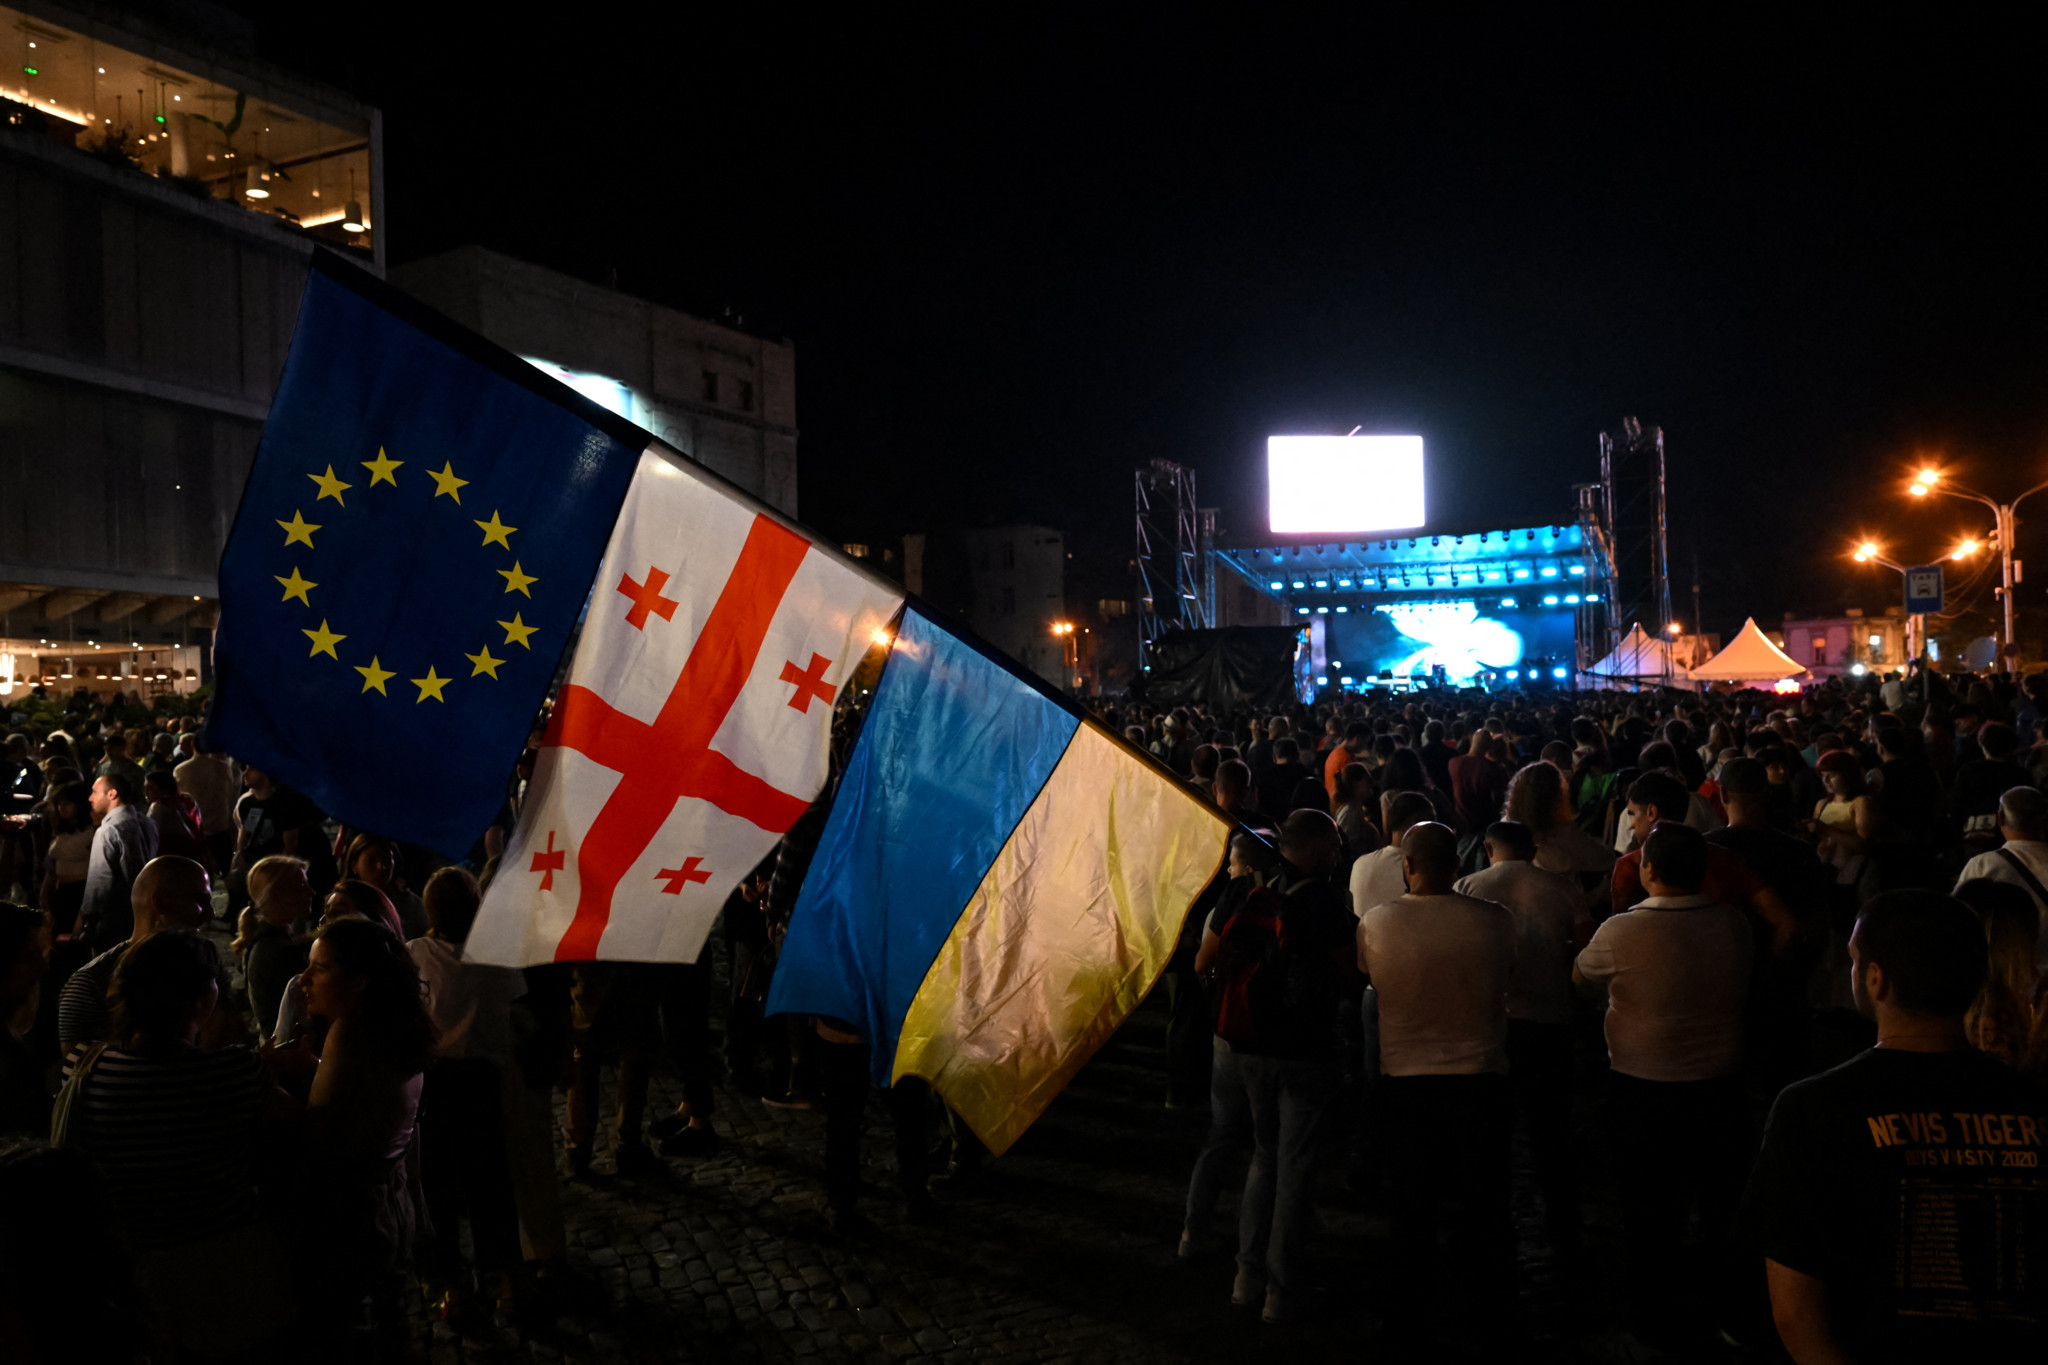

{"left": 738, "top": 380, "right": 755, "bottom": 411}
{"left": 702, "top": 371, "right": 720, "bottom": 403}
{"left": 1097, "top": 599, "right": 1129, "bottom": 618}
{"left": 1000, "top": 587, "right": 1016, "bottom": 615}
{"left": 1812, "top": 641, "right": 1828, "bottom": 666}
{"left": 842, "top": 543, "right": 870, "bottom": 559}
{"left": 1000, "top": 542, "right": 1015, "bottom": 570}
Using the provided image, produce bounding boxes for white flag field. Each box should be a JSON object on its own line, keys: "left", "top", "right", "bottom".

{"left": 465, "top": 447, "right": 904, "bottom": 966}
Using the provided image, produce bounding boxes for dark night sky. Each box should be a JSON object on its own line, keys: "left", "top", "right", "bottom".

{"left": 223, "top": 6, "right": 2048, "bottom": 638}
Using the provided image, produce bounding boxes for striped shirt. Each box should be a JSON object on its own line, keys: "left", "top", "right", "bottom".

{"left": 62, "top": 1044, "right": 269, "bottom": 1251}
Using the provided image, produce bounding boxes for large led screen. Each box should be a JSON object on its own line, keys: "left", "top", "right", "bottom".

{"left": 1321, "top": 599, "right": 1576, "bottom": 687}
{"left": 1267, "top": 434, "right": 1425, "bottom": 534}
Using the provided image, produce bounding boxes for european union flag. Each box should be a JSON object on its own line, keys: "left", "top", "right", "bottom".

{"left": 206, "top": 253, "right": 642, "bottom": 857}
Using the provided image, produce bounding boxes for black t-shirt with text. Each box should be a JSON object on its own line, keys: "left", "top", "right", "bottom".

{"left": 1738, "top": 1047, "right": 2048, "bottom": 1358}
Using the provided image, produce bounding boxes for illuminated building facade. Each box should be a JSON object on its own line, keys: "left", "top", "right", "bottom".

{"left": 0, "top": 1, "right": 381, "bottom": 697}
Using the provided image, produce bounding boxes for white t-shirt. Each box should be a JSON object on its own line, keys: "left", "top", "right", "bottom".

{"left": 408, "top": 936, "right": 527, "bottom": 1064}
{"left": 1357, "top": 892, "right": 1514, "bottom": 1077}
{"left": 1455, "top": 860, "right": 1590, "bottom": 1025}
{"left": 1955, "top": 839, "right": 2048, "bottom": 968}
{"left": 1574, "top": 894, "right": 1753, "bottom": 1082}
{"left": 1348, "top": 844, "right": 1408, "bottom": 920}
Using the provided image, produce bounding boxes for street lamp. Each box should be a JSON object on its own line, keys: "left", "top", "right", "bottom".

{"left": 1850, "top": 537, "right": 1982, "bottom": 662}
{"left": 1050, "top": 621, "right": 1079, "bottom": 686}
{"left": 1907, "top": 466, "right": 2048, "bottom": 669}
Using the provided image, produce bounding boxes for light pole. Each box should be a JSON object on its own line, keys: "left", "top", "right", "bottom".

{"left": 1050, "top": 621, "right": 1079, "bottom": 690}
{"left": 1909, "top": 467, "right": 2048, "bottom": 670}
{"left": 1853, "top": 537, "right": 1984, "bottom": 664}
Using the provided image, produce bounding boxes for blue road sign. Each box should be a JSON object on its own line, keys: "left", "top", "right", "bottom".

{"left": 1905, "top": 565, "right": 1945, "bottom": 615}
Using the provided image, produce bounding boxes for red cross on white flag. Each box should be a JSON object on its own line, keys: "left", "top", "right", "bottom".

{"left": 465, "top": 449, "right": 903, "bottom": 966}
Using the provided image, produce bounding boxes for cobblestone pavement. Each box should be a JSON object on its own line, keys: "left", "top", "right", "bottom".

{"left": 393, "top": 992, "right": 1763, "bottom": 1365}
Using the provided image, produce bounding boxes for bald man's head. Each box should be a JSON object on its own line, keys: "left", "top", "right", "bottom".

{"left": 132, "top": 857, "right": 212, "bottom": 939}
{"left": 1400, "top": 822, "right": 1461, "bottom": 894}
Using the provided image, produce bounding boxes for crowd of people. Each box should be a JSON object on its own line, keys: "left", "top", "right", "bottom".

{"left": 2, "top": 663, "right": 2046, "bottom": 1360}
{"left": 1131, "top": 668, "right": 2048, "bottom": 1356}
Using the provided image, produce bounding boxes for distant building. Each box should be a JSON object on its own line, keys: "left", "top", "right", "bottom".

{"left": 0, "top": 0, "right": 382, "bottom": 698}
{"left": 392, "top": 247, "right": 798, "bottom": 516}
{"left": 1782, "top": 608, "right": 1909, "bottom": 679}
{"left": 905, "top": 526, "right": 1067, "bottom": 687}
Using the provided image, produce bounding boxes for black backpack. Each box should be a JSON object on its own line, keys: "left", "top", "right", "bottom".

{"left": 1212, "top": 872, "right": 1338, "bottom": 1054}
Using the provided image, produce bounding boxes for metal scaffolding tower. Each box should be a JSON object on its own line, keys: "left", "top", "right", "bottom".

{"left": 1135, "top": 459, "right": 1209, "bottom": 672}
{"left": 1599, "top": 416, "right": 1673, "bottom": 662}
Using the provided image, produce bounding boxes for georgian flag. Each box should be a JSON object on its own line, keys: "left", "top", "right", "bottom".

{"left": 465, "top": 447, "right": 903, "bottom": 966}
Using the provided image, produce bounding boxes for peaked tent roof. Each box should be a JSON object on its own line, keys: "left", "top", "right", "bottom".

{"left": 1688, "top": 617, "right": 1808, "bottom": 682}
{"left": 1583, "top": 623, "right": 1688, "bottom": 680}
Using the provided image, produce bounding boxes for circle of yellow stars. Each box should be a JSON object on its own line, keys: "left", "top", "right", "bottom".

{"left": 271, "top": 447, "right": 541, "bottom": 704}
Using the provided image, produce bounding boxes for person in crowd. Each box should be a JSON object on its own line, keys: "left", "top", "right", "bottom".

{"left": 0, "top": 904, "right": 48, "bottom": 1135}
{"left": 58, "top": 855, "right": 215, "bottom": 1052}
{"left": 1739, "top": 889, "right": 2047, "bottom": 1360}
{"left": 1247, "top": 715, "right": 1286, "bottom": 776}
{"left": 242, "top": 854, "right": 314, "bottom": 1045}
{"left": 172, "top": 739, "right": 237, "bottom": 879}
{"left": 344, "top": 833, "right": 428, "bottom": 940}
{"left": 60, "top": 928, "right": 294, "bottom": 1359}
{"left": 409, "top": 866, "right": 525, "bottom": 1320}
{"left": 1349, "top": 790, "right": 1436, "bottom": 917}
{"left": 1954, "top": 786, "right": 2048, "bottom": 965}
{"left": 1209, "top": 810, "right": 1353, "bottom": 1325}
{"left": 1254, "top": 737, "right": 1308, "bottom": 817}
{"left": 94, "top": 732, "right": 143, "bottom": 790}
{"left": 1614, "top": 771, "right": 1800, "bottom": 950}
{"left": 1707, "top": 757, "right": 1829, "bottom": 1085}
{"left": 140, "top": 768, "right": 209, "bottom": 871}
{"left": 1212, "top": 758, "right": 1270, "bottom": 830}
{"left": 1575, "top": 823, "right": 1754, "bottom": 1349}
{"left": 1331, "top": 761, "right": 1380, "bottom": 861}
{"left": 1950, "top": 878, "right": 2041, "bottom": 1069}
{"left": 1378, "top": 745, "right": 1457, "bottom": 831}
{"left": 1358, "top": 822, "right": 1516, "bottom": 1344}
{"left": 1505, "top": 760, "right": 1616, "bottom": 917}
{"left": 1323, "top": 722, "right": 1373, "bottom": 800}
{"left": 1455, "top": 820, "right": 1590, "bottom": 1263}
{"left": 1946, "top": 720, "right": 2030, "bottom": 863}
{"left": 233, "top": 765, "right": 334, "bottom": 908}
{"left": 1181, "top": 829, "right": 1268, "bottom": 1258}
{"left": 277, "top": 916, "right": 434, "bottom": 1360}
{"left": 38, "top": 779, "right": 93, "bottom": 936}
{"left": 816, "top": 1018, "right": 936, "bottom": 1234}
{"left": 78, "top": 770, "right": 157, "bottom": 951}
{"left": 1448, "top": 731, "right": 1510, "bottom": 832}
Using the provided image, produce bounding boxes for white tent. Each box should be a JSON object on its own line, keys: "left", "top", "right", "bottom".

{"left": 1581, "top": 623, "right": 1688, "bottom": 686}
{"left": 1688, "top": 617, "right": 1808, "bottom": 685}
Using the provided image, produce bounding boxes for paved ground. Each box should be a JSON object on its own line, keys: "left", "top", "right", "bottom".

{"left": 393, "top": 992, "right": 1773, "bottom": 1365}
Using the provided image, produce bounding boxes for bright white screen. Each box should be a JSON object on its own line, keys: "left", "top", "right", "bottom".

{"left": 1267, "top": 435, "right": 1425, "bottom": 534}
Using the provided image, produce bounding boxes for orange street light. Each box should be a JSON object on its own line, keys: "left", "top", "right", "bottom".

{"left": 1666, "top": 622, "right": 1682, "bottom": 636}
{"left": 1951, "top": 538, "right": 1982, "bottom": 561}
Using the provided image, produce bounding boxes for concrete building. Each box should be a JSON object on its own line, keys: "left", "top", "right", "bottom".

{"left": 905, "top": 526, "right": 1067, "bottom": 687}
{"left": 391, "top": 248, "right": 798, "bottom": 517}
{"left": 0, "top": 0, "right": 382, "bottom": 698}
{"left": 1782, "top": 608, "right": 1909, "bottom": 679}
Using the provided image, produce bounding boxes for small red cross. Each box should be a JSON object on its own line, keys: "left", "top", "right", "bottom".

{"left": 530, "top": 830, "right": 566, "bottom": 892}
{"left": 617, "top": 565, "right": 680, "bottom": 631}
{"left": 656, "top": 857, "right": 712, "bottom": 894}
{"left": 779, "top": 652, "right": 838, "bottom": 714}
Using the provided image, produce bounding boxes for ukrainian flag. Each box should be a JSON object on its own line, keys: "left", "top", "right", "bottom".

{"left": 766, "top": 607, "right": 1228, "bottom": 1153}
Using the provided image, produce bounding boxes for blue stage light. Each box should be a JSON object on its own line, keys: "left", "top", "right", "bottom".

{"left": 1314, "top": 580, "right": 1328, "bottom": 588}
{"left": 1316, "top": 675, "right": 1329, "bottom": 685}
{"left": 1565, "top": 593, "right": 1580, "bottom": 604}
{"left": 1292, "top": 581, "right": 1306, "bottom": 588}
{"left": 1340, "top": 676, "right": 1355, "bottom": 685}
{"left": 1316, "top": 606, "right": 1329, "bottom": 614}
{"left": 1584, "top": 593, "right": 1601, "bottom": 603}
{"left": 1337, "top": 578, "right": 1352, "bottom": 587}
{"left": 1296, "top": 607, "right": 1310, "bottom": 615}
{"left": 1335, "top": 606, "right": 1349, "bottom": 613}
{"left": 1552, "top": 667, "right": 1568, "bottom": 679}
{"left": 1513, "top": 568, "right": 1530, "bottom": 580}
{"left": 1483, "top": 570, "right": 1502, "bottom": 581}
{"left": 1500, "top": 597, "right": 1516, "bottom": 608}
{"left": 1543, "top": 595, "right": 1559, "bottom": 605}
{"left": 1506, "top": 669, "right": 1520, "bottom": 680}
{"left": 1568, "top": 566, "right": 1585, "bottom": 576}
{"left": 1540, "top": 566, "right": 1558, "bottom": 578}
{"left": 1270, "top": 581, "right": 1284, "bottom": 590}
